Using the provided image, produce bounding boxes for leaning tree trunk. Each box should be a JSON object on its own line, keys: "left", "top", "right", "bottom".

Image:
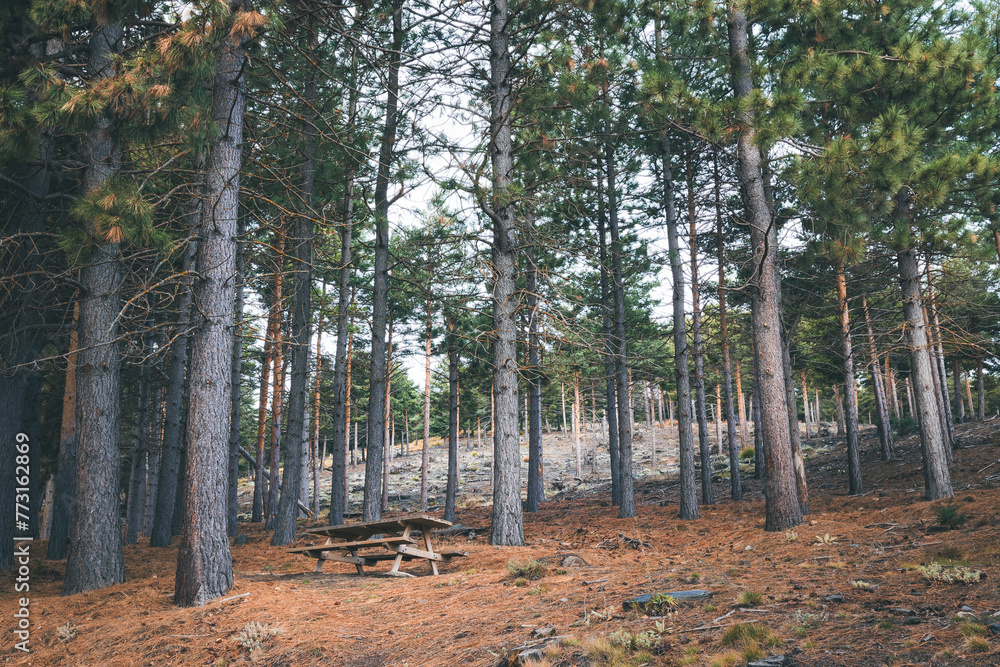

{"left": 174, "top": 8, "right": 250, "bottom": 605}
{"left": 363, "top": 0, "right": 403, "bottom": 523}
{"left": 687, "top": 146, "right": 714, "bottom": 506}
{"left": 835, "top": 259, "right": 862, "bottom": 496}
{"left": 727, "top": 4, "right": 802, "bottom": 531}
{"left": 272, "top": 21, "right": 318, "bottom": 545}
{"left": 662, "top": 133, "right": 699, "bottom": 520}
{"left": 488, "top": 0, "right": 524, "bottom": 546}
{"left": 862, "top": 296, "right": 895, "bottom": 460}
{"left": 597, "top": 168, "right": 620, "bottom": 505}
{"left": 63, "top": 17, "right": 127, "bottom": 595}
{"left": 713, "top": 151, "right": 742, "bottom": 499}
{"left": 894, "top": 191, "right": 953, "bottom": 501}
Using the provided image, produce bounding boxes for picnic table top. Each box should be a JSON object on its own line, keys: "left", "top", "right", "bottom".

{"left": 305, "top": 513, "right": 453, "bottom": 539}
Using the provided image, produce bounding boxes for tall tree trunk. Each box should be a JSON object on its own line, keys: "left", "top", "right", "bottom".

{"left": 894, "top": 191, "right": 953, "bottom": 500}
{"left": 834, "top": 385, "right": 845, "bottom": 436}
{"left": 605, "top": 135, "right": 635, "bottom": 518}
{"left": 273, "top": 20, "right": 318, "bottom": 545}
{"left": 835, "top": 260, "right": 862, "bottom": 495}
{"left": 126, "top": 330, "right": 154, "bottom": 545}
{"left": 48, "top": 304, "right": 80, "bottom": 560}
{"left": 381, "top": 321, "right": 394, "bottom": 513}
{"left": 862, "top": 296, "right": 895, "bottom": 460}
{"left": 311, "top": 292, "right": 324, "bottom": 517}
{"left": 662, "top": 133, "right": 699, "bottom": 519}
{"left": 526, "top": 237, "right": 544, "bottom": 511}
{"left": 952, "top": 359, "right": 964, "bottom": 424}
{"left": 364, "top": 0, "right": 403, "bottom": 523}
{"left": 421, "top": 297, "right": 431, "bottom": 511}
{"left": 573, "top": 371, "right": 582, "bottom": 479}
{"left": 597, "top": 169, "right": 620, "bottom": 504}
{"left": 151, "top": 232, "right": 198, "bottom": 546}
{"left": 801, "top": 371, "right": 811, "bottom": 439}
{"left": 227, "top": 212, "right": 246, "bottom": 537}
{"left": 63, "top": 17, "right": 126, "bottom": 594}
{"left": 445, "top": 318, "right": 459, "bottom": 522}
{"left": 174, "top": 6, "right": 249, "bottom": 604}
{"left": 328, "top": 4, "right": 364, "bottom": 527}
{"left": 251, "top": 287, "right": 276, "bottom": 524}
{"left": 687, "top": 146, "right": 713, "bottom": 506}
{"left": 714, "top": 151, "right": 742, "bottom": 499}
{"left": 728, "top": 4, "right": 801, "bottom": 530}
{"left": 265, "top": 279, "right": 285, "bottom": 529}
{"left": 488, "top": 0, "right": 524, "bottom": 545}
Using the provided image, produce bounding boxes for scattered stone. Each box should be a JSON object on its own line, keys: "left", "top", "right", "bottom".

{"left": 956, "top": 611, "right": 976, "bottom": 619}
{"left": 824, "top": 595, "right": 843, "bottom": 603}
{"left": 529, "top": 626, "right": 556, "bottom": 639}
{"left": 921, "top": 634, "right": 935, "bottom": 643}
{"left": 902, "top": 617, "right": 922, "bottom": 626}
{"left": 623, "top": 590, "right": 712, "bottom": 611}
{"left": 233, "top": 534, "right": 250, "bottom": 546}
{"left": 558, "top": 598, "right": 568, "bottom": 603}
{"left": 747, "top": 656, "right": 790, "bottom": 667}
{"left": 889, "top": 608, "right": 915, "bottom": 616}
{"left": 960, "top": 605, "right": 975, "bottom": 612}
{"left": 987, "top": 623, "right": 1000, "bottom": 636}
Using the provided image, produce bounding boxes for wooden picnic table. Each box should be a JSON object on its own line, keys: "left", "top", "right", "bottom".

{"left": 286, "top": 513, "right": 467, "bottom": 577}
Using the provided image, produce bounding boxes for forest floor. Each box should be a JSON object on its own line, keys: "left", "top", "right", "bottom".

{"left": 4, "top": 419, "right": 1000, "bottom": 666}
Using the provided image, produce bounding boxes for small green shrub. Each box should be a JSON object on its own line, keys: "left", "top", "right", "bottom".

{"left": 507, "top": 559, "right": 547, "bottom": 580}
{"left": 736, "top": 591, "right": 763, "bottom": 607}
{"left": 966, "top": 637, "right": 990, "bottom": 653}
{"left": 851, "top": 580, "right": 876, "bottom": 590}
{"left": 739, "top": 446, "right": 755, "bottom": 461}
{"left": 936, "top": 544, "right": 964, "bottom": 561}
{"left": 960, "top": 623, "right": 987, "bottom": 637}
{"left": 932, "top": 505, "right": 968, "bottom": 530}
{"left": 721, "top": 623, "right": 778, "bottom": 648}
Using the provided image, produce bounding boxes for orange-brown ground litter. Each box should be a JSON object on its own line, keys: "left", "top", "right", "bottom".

{"left": 3, "top": 421, "right": 999, "bottom": 666}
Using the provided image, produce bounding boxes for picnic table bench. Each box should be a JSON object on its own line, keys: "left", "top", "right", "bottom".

{"left": 287, "top": 513, "right": 467, "bottom": 577}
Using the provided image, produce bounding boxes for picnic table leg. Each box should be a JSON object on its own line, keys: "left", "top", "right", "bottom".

{"left": 350, "top": 549, "right": 365, "bottom": 575}
{"left": 388, "top": 524, "right": 413, "bottom": 576}
{"left": 314, "top": 559, "right": 324, "bottom": 573}
{"left": 422, "top": 531, "right": 439, "bottom": 576}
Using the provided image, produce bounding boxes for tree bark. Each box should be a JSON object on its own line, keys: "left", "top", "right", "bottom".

{"left": 174, "top": 5, "right": 248, "bottom": 604}
{"left": 265, "top": 274, "right": 285, "bottom": 529}
{"left": 894, "top": 191, "right": 953, "bottom": 500}
{"left": 488, "top": 0, "right": 524, "bottom": 545}
{"left": 662, "top": 133, "right": 699, "bottom": 519}
{"left": 977, "top": 358, "right": 986, "bottom": 420}
{"left": 835, "top": 260, "right": 862, "bottom": 495}
{"left": 728, "top": 4, "right": 801, "bottom": 530}
{"left": 63, "top": 17, "right": 127, "bottom": 595}
{"left": 952, "top": 358, "right": 964, "bottom": 423}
